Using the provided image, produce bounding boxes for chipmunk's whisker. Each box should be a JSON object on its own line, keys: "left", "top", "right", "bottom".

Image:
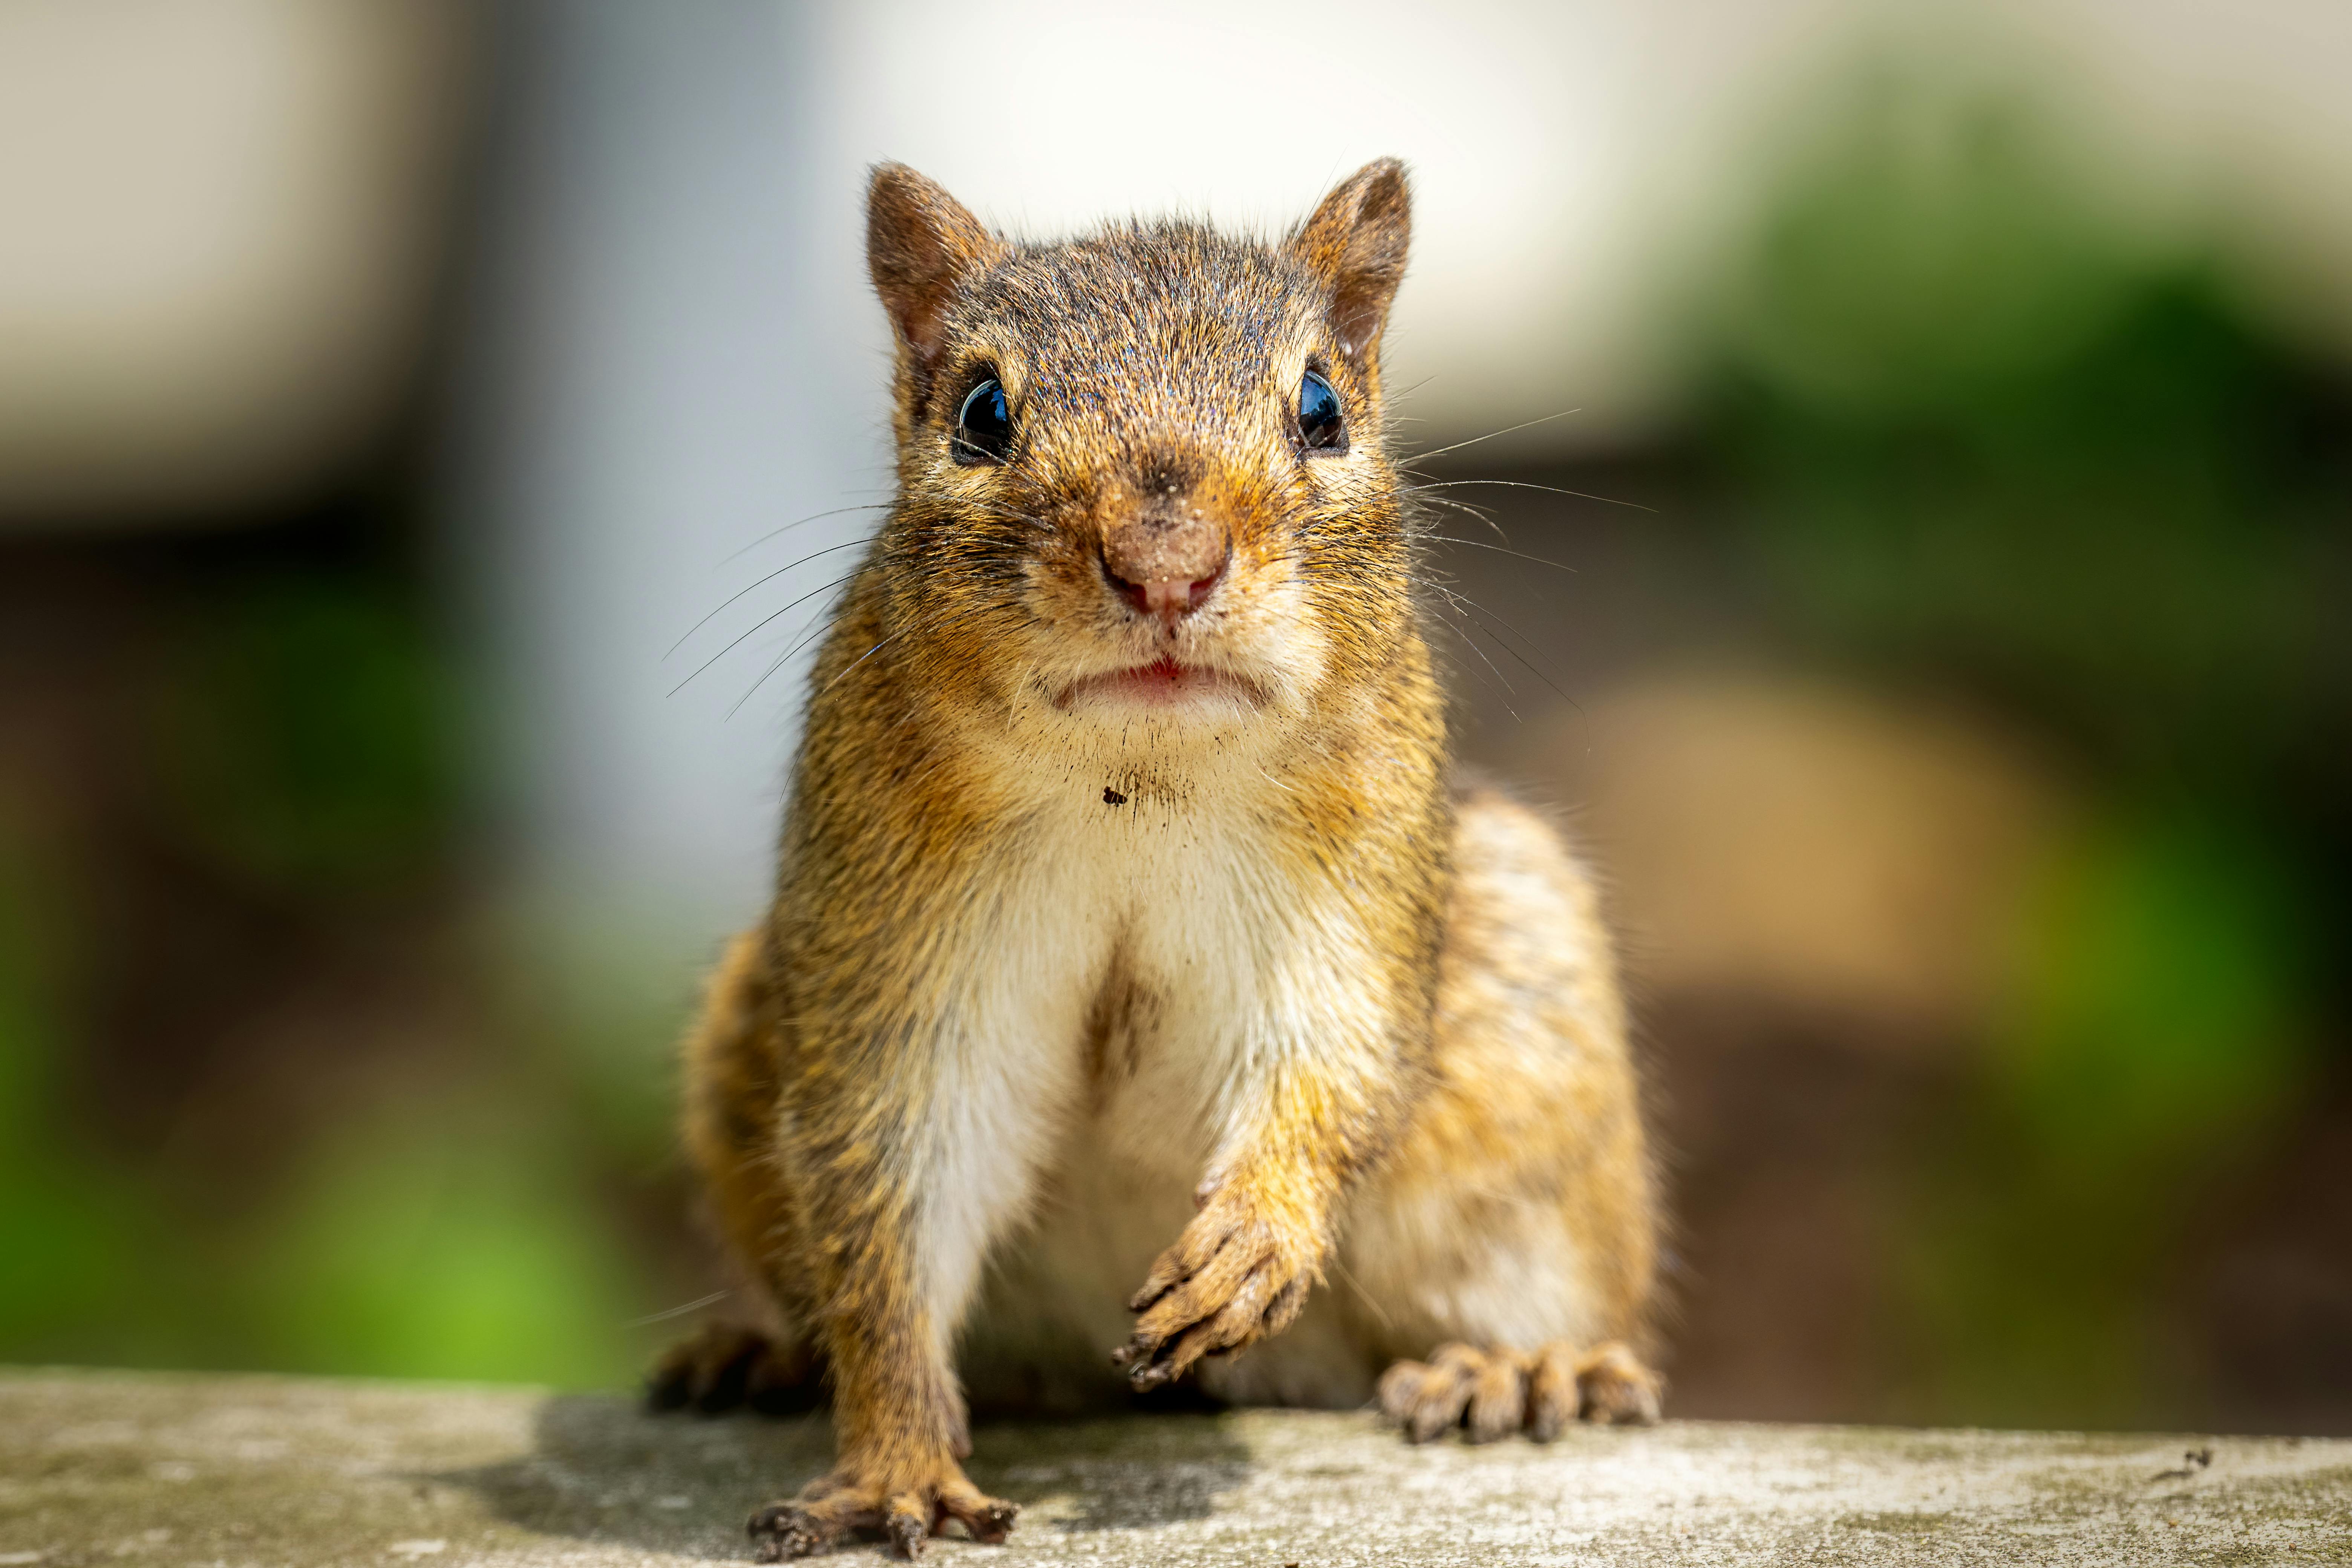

{"left": 1418, "top": 499, "right": 1510, "bottom": 546}
{"left": 626, "top": 1291, "right": 731, "bottom": 1328}
{"left": 721, "top": 502, "right": 890, "bottom": 564}
{"left": 1403, "top": 408, "right": 1583, "bottom": 464}
{"left": 727, "top": 584, "right": 871, "bottom": 718}
{"left": 1407, "top": 574, "right": 1519, "bottom": 717}
{"left": 1440, "top": 586, "right": 1578, "bottom": 709}
{"left": 1402, "top": 569, "right": 1579, "bottom": 714}
{"left": 668, "top": 539, "right": 874, "bottom": 657}
{"left": 1383, "top": 373, "right": 1441, "bottom": 410}
{"left": 735, "top": 595, "right": 985, "bottom": 721}
{"left": 1401, "top": 477, "right": 1654, "bottom": 512}
{"left": 670, "top": 571, "right": 863, "bottom": 696}
{"left": 1423, "top": 536, "right": 1578, "bottom": 574}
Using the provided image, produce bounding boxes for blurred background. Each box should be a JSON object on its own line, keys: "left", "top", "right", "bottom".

{"left": 2, "top": 0, "right": 2346, "bottom": 1435}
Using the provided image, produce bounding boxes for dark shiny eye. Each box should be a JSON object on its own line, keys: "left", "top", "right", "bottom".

{"left": 1298, "top": 368, "right": 1345, "bottom": 453}
{"left": 953, "top": 376, "right": 1012, "bottom": 464}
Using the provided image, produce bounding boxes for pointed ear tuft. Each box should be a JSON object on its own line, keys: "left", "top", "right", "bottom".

{"left": 866, "top": 164, "right": 1006, "bottom": 375}
{"left": 1288, "top": 159, "right": 1412, "bottom": 363}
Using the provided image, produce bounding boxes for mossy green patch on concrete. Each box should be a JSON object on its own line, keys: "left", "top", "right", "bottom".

{"left": 2, "top": 1369, "right": 2347, "bottom": 1566}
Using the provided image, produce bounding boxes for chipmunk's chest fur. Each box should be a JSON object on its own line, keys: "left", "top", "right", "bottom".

{"left": 969, "top": 775, "right": 1378, "bottom": 1170}
{"left": 893, "top": 762, "right": 1401, "bottom": 1356}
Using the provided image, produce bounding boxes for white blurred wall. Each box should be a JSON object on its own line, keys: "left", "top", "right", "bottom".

{"left": 447, "top": 2, "right": 875, "bottom": 959}
{"left": 0, "top": 0, "right": 466, "bottom": 520}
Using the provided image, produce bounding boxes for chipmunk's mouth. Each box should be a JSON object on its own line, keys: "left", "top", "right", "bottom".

{"left": 1054, "top": 655, "right": 1266, "bottom": 713}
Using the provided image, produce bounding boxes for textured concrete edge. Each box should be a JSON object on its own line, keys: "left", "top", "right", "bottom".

{"left": 4, "top": 1369, "right": 2350, "bottom": 1568}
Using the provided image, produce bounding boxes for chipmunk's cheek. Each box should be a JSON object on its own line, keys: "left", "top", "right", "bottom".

{"left": 1242, "top": 570, "right": 1331, "bottom": 696}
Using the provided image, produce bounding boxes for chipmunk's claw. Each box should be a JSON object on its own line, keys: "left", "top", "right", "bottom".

{"left": 747, "top": 1464, "right": 1017, "bottom": 1560}
{"left": 747, "top": 1502, "right": 830, "bottom": 1561}
{"left": 1117, "top": 1200, "right": 1315, "bottom": 1388}
{"left": 945, "top": 1494, "right": 1019, "bottom": 1544}
{"left": 1109, "top": 1335, "right": 1183, "bottom": 1390}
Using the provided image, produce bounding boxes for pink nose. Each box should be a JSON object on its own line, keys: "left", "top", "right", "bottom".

{"left": 1100, "top": 504, "right": 1230, "bottom": 620}
{"left": 1102, "top": 550, "right": 1228, "bottom": 618}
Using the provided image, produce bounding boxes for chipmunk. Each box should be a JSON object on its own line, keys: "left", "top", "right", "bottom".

{"left": 650, "top": 159, "right": 1663, "bottom": 1560}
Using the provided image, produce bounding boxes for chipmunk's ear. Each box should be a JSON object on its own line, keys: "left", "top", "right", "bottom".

{"left": 1288, "top": 158, "right": 1412, "bottom": 364}
{"left": 866, "top": 164, "right": 1006, "bottom": 379}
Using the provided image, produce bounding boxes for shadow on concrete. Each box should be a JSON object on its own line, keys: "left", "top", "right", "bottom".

{"left": 433, "top": 1393, "right": 830, "bottom": 1560}
{"left": 966, "top": 1412, "right": 1254, "bottom": 1536}
{"left": 434, "top": 1393, "right": 1254, "bottom": 1559}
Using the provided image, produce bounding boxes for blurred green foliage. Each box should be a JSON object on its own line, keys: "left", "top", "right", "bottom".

{"left": 1692, "top": 69, "right": 2346, "bottom": 1427}
{"left": 1998, "top": 813, "right": 2309, "bottom": 1170}
{"left": 0, "top": 825, "right": 155, "bottom": 1363}
{"left": 1897, "top": 809, "right": 2315, "bottom": 1426}
{"left": 1704, "top": 77, "right": 2345, "bottom": 787}
{"left": 148, "top": 577, "right": 455, "bottom": 898}
{"left": 245, "top": 1101, "right": 640, "bottom": 1385}
{"left": 0, "top": 570, "right": 651, "bottom": 1390}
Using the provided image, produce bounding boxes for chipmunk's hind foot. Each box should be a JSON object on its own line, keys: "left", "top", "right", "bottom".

{"left": 647, "top": 1322, "right": 822, "bottom": 1416}
{"left": 1377, "top": 1340, "right": 1660, "bottom": 1444}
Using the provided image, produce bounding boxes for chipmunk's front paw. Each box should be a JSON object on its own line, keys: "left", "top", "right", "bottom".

{"left": 746, "top": 1456, "right": 1017, "bottom": 1561}
{"left": 1378, "top": 1339, "right": 1662, "bottom": 1443}
{"left": 1113, "top": 1196, "right": 1318, "bottom": 1389}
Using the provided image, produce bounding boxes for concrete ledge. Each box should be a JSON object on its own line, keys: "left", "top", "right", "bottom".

{"left": 2, "top": 1370, "right": 2347, "bottom": 1565}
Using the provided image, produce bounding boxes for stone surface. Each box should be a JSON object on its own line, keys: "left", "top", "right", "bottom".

{"left": 2, "top": 1369, "right": 2347, "bottom": 1566}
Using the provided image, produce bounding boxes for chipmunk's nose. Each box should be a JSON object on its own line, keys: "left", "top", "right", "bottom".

{"left": 1101, "top": 511, "right": 1229, "bottom": 621}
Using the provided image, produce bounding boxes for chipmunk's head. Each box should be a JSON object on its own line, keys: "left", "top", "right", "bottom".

{"left": 864, "top": 159, "right": 1416, "bottom": 762}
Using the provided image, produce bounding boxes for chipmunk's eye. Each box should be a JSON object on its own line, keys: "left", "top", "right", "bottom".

{"left": 1298, "top": 369, "right": 1345, "bottom": 453}
{"left": 953, "top": 377, "right": 1012, "bottom": 464}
